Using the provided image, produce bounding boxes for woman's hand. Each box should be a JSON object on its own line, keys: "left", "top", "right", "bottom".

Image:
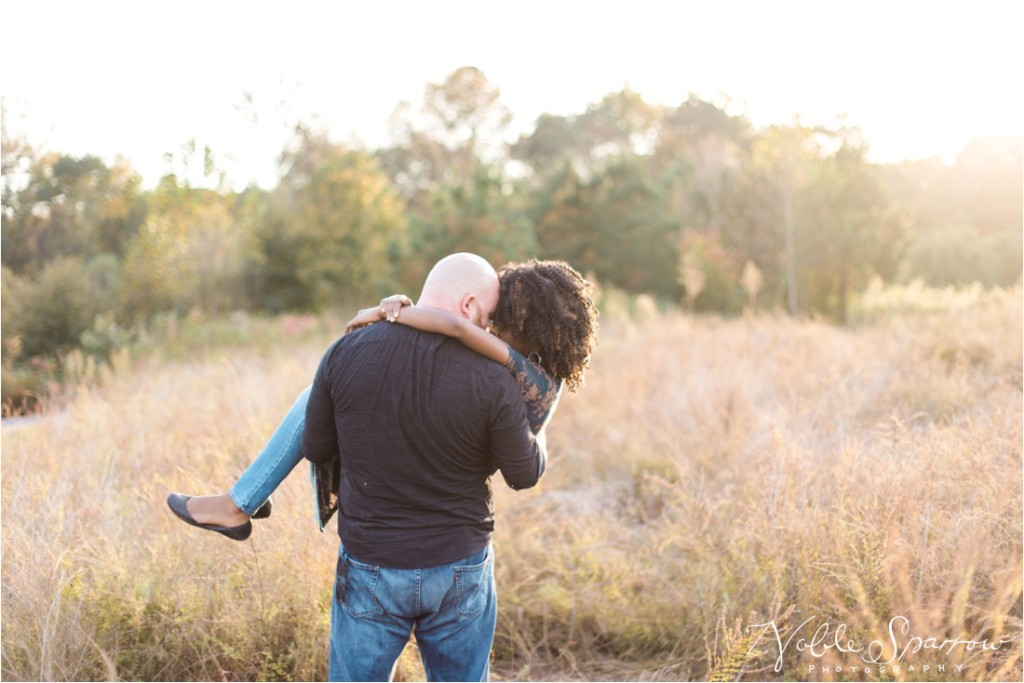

{"left": 344, "top": 306, "right": 384, "bottom": 333}
{"left": 379, "top": 294, "right": 413, "bottom": 322}
{"left": 343, "top": 294, "right": 413, "bottom": 333}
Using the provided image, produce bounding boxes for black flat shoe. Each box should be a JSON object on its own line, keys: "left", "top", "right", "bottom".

{"left": 166, "top": 492, "right": 252, "bottom": 541}
{"left": 252, "top": 498, "right": 273, "bottom": 520}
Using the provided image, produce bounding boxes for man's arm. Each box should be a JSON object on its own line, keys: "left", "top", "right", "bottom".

{"left": 488, "top": 380, "right": 547, "bottom": 490}
{"left": 302, "top": 342, "right": 340, "bottom": 464}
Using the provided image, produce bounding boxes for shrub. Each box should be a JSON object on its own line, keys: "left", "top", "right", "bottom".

{"left": 5, "top": 257, "right": 108, "bottom": 359}
{"left": 904, "top": 224, "right": 991, "bottom": 286}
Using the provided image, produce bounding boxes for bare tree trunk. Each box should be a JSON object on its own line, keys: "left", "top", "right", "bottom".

{"left": 783, "top": 152, "right": 798, "bottom": 316}
{"left": 838, "top": 268, "right": 849, "bottom": 325}
{"left": 692, "top": 135, "right": 725, "bottom": 235}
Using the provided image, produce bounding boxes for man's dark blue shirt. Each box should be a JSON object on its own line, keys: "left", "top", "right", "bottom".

{"left": 302, "top": 322, "right": 545, "bottom": 568}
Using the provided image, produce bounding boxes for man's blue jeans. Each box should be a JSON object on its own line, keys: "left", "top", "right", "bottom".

{"left": 229, "top": 385, "right": 311, "bottom": 515}
{"left": 228, "top": 386, "right": 498, "bottom": 679}
{"left": 329, "top": 543, "right": 497, "bottom": 682}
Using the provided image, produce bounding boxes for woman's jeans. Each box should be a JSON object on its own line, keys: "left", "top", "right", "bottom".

{"left": 229, "top": 385, "right": 311, "bottom": 515}
{"left": 330, "top": 543, "right": 497, "bottom": 682}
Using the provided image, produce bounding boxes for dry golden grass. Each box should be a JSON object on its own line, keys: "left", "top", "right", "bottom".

{"left": 2, "top": 287, "right": 1021, "bottom": 681}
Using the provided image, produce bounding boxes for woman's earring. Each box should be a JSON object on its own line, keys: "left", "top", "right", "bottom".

{"left": 529, "top": 352, "right": 542, "bottom": 365}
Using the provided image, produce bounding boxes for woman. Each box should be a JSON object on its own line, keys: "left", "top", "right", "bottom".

{"left": 167, "top": 259, "right": 598, "bottom": 540}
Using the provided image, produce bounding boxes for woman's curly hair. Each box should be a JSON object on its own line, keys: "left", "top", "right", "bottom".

{"left": 492, "top": 259, "right": 599, "bottom": 392}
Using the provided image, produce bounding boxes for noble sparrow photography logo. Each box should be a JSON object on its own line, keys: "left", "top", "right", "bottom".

{"left": 747, "top": 614, "right": 1017, "bottom": 677}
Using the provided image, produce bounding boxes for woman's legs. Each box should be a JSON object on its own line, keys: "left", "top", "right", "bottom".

{"left": 185, "top": 385, "right": 311, "bottom": 526}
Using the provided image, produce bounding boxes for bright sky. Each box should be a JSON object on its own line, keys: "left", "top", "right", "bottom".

{"left": 3, "top": 0, "right": 1021, "bottom": 189}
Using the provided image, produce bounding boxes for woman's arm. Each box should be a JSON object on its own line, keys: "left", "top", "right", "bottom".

{"left": 395, "top": 306, "right": 510, "bottom": 365}
{"left": 345, "top": 295, "right": 562, "bottom": 435}
{"left": 505, "top": 347, "right": 563, "bottom": 435}
{"left": 344, "top": 295, "right": 510, "bottom": 365}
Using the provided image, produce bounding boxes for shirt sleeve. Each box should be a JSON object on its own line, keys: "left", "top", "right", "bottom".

{"left": 302, "top": 341, "right": 341, "bottom": 464}
{"left": 487, "top": 374, "right": 547, "bottom": 490}
{"left": 503, "top": 347, "right": 564, "bottom": 435}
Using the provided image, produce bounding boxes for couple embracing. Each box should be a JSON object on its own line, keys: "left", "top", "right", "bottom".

{"left": 167, "top": 253, "right": 598, "bottom": 681}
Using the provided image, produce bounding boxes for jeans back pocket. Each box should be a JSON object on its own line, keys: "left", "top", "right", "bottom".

{"left": 339, "top": 553, "right": 382, "bottom": 618}
{"left": 454, "top": 548, "right": 493, "bottom": 619}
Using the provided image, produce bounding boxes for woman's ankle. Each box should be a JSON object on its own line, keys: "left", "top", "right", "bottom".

{"left": 187, "top": 493, "right": 250, "bottom": 525}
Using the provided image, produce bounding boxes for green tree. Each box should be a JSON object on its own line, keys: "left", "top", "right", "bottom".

{"left": 1, "top": 101, "right": 36, "bottom": 248}
{"left": 881, "top": 137, "right": 1022, "bottom": 288}
{"left": 119, "top": 143, "right": 251, "bottom": 319}
{"left": 654, "top": 95, "right": 749, "bottom": 236}
{"left": 904, "top": 223, "right": 988, "bottom": 286}
{"left": 406, "top": 162, "right": 535, "bottom": 287}
{"left": 980, "top": 230, "right": 1024, "bottom": 286}
{"left": 1, "top": 151, "right": 145, "bottom": 275}
{"left": 533, "top": 156, "right": 679, "bottom": 297}
{"left": 511, "top": 87, "right": 659, "bottom": 181}
{"left": 722, "top": 122, "right": 818, "bottom": 313}
{"left": 4, "top": 257, "right": 109, "bottom": 359}
{"left": 508, "top": 112, "right": 581, "bottom": 177}
{"left": 796, "top": 130, "right": 905, "bottom": 322}
{"left": 953, "top": 135, "right": 1023, "bottom": 236}
{"left": 677, "top": 232, "right": 745, "bottom": 313}
{"left": 251, "top": 127, "right": 407, "bottom": 311}
{"left": 379, "top": 66, "right": 511, "bottom": 207}
{"left": 880, "top": 156, "right": 963, "bottom": 237}
{"left": 904, "top": 224, "right": 1023, "bottom": 287}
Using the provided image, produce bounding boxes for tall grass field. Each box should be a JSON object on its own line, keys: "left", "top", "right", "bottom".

{"left": 2, "top": 288, "right": 1021, "bottom": 681}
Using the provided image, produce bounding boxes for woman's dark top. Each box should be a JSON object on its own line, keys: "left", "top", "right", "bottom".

{"left": 504, "top": 346, "right": 563, "bottom": 434}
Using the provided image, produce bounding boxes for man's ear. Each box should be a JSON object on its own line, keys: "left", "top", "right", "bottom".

{"left": 459, "top": 294, "right": 476, "bottom": 320}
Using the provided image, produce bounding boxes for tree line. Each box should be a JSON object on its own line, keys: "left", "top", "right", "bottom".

{"left": 2, "top": 67, "right": 1021, "bottom": 402}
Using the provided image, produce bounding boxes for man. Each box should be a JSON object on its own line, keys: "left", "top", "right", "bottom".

{"left": 302, "top": 253, "right": 546, "bottom": 681}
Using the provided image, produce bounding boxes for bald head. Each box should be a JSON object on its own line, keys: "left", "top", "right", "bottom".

{"left": 418, "top": 253, "right": 499, "bottom": 328}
